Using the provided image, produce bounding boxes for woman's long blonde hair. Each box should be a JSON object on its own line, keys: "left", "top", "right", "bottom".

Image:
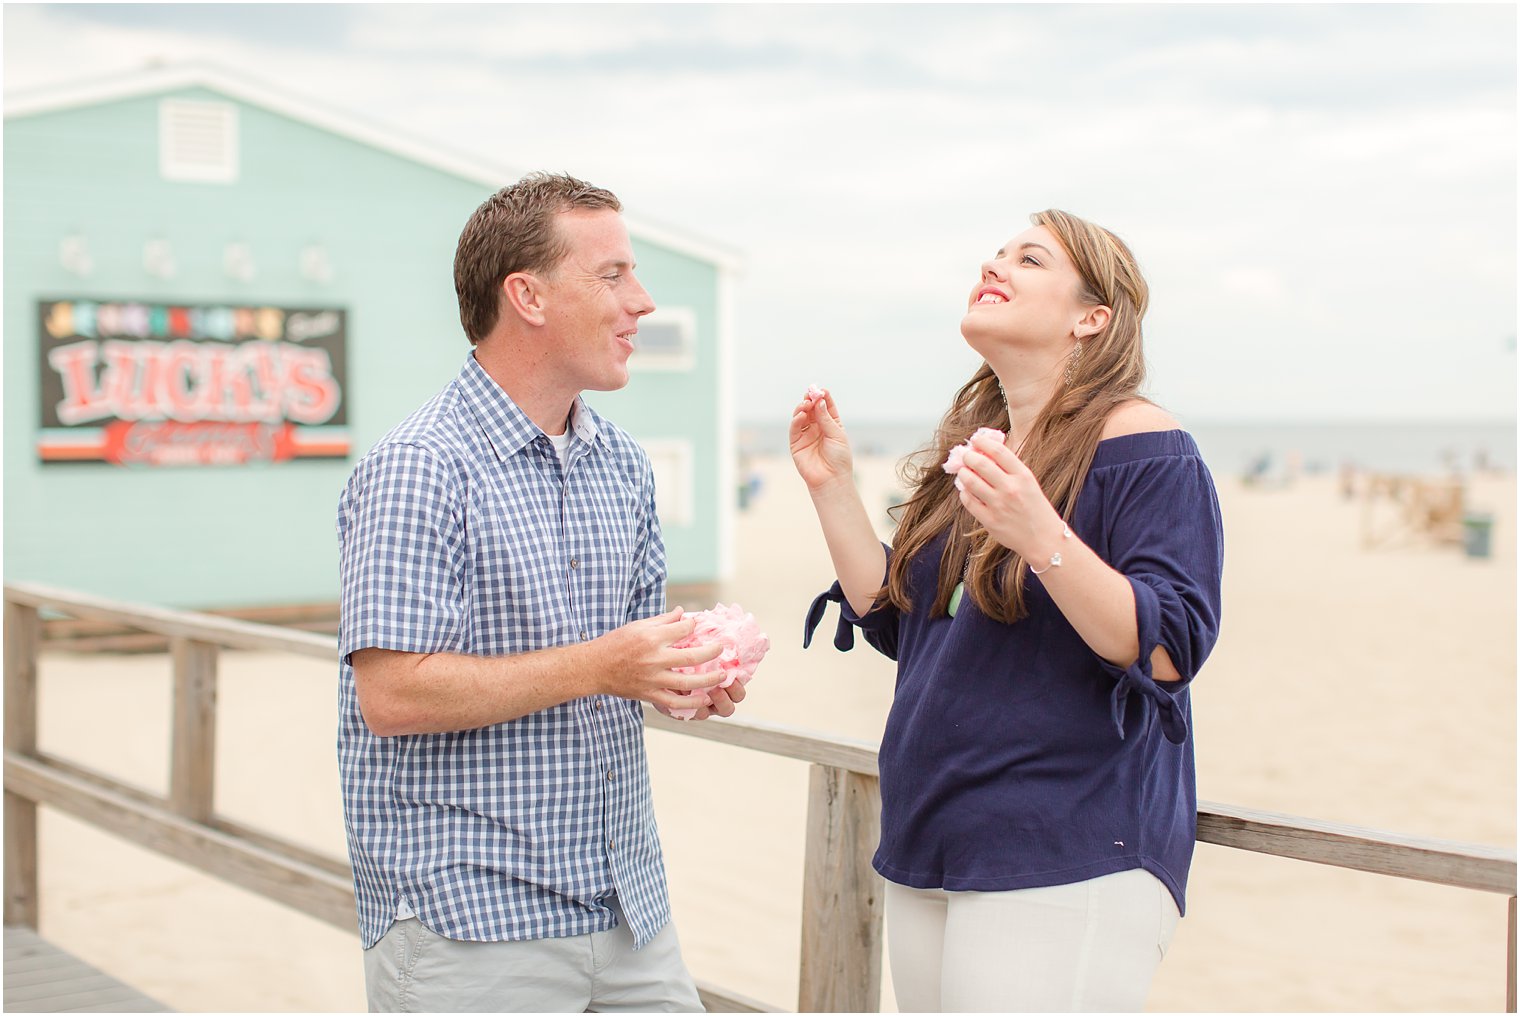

{"left": 884, "top": 209, "right": 1152, "bottom": 624}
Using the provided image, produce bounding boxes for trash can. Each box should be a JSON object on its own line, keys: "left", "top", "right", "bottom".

{"left": 1461, "top": 512, "right": 1494, "bottom": 559}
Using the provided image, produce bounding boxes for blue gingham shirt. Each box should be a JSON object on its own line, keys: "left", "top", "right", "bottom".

{"left": 336, "top": 354, "right": 671, "bottom": 950}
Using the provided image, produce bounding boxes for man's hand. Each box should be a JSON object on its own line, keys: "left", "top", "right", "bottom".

{"left": 590, "top": 608, "right": 728, "bottom": 714}
{"left": 653, "top": 678, "right": 748, "bottom": 721}
{"left": 703, "top": 680, "right": 746, "bottom": 718}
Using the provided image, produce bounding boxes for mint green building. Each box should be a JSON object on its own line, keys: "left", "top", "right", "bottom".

{"left": 4, "top": 64, "right": 740, "bottom": 609}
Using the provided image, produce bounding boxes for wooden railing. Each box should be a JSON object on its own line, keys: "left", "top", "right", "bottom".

{"left": 4, "top": 581, "right": 1516, "bottom": 1012}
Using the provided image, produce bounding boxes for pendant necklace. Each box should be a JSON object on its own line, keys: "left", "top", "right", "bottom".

{"left": 948, "top": 378, "right": 1015, "bottom": 619}
{"left": 947, "top": 565, "right": 969, "bottom": 618}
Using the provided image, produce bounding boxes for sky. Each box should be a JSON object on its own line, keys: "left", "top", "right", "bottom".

{"left": 4, "top": 2, "right": 1516, "bottom": 424}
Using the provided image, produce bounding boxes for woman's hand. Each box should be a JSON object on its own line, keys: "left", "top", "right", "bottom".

{"left": 952, "top": 431, "right": 1066, "bottom": 560}
{"left": 788, "top": 387, "right": 886, "bottom": 618}
{"left": 789, "top": 388, "right": 854, "bottom": 493}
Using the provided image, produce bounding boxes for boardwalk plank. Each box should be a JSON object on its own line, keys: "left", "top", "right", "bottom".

{"left": 4, "top": 950, "right": 77, "bottom": 974}
{"left": 3, "top": 927, "right": 171, "bottom": 1013}
{"left": 67, "top": 1001, "right": 173, "bottom": 1014}
{"left": 9, "top": 972, "right": 132, "bottom": 1002}
{"left": 12, "top": 985, "right": 155, "bottom": 1012}
{"left": 8, "top": 963, "right": 110, "bottom": 988}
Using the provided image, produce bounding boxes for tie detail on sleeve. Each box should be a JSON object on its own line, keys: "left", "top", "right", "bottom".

{"left": 803, "top": 582, "right": 857, "bottom": 651}
{"left": 1108, "top": 658, "right": 1190, "bottom": 745}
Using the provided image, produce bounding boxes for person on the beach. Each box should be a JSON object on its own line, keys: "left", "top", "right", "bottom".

{"left": 793, "top": 210, "right": 1224, "bottom": 1012}
{"left": 337, "top": 172, "right": 735, "bottom": 1013}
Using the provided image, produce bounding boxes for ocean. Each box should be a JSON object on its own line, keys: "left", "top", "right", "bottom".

{"left": 738, "top": 418, "right": 1518, "bottom": 478}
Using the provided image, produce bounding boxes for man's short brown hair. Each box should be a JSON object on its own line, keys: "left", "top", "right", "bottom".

{"left": 453, "top": 172, "right": 622, "bottom": 344}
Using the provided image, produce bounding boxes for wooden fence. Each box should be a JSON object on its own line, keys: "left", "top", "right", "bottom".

{"left": 4, "top": 581, "right": 1516, "bottom": 1012}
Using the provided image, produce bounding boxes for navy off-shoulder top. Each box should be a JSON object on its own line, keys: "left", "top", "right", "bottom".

{"left": 803, "top": 430, "right": 1224, "bottom": 914}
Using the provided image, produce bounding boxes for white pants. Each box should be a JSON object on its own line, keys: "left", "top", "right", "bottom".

{"left": 884, "top": 869, "right": 1180, "bottom": 1013}
{"left": 363, "top": 897, "right": 702, "bottom": 1013}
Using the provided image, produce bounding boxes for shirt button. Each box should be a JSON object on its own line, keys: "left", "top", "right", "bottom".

{"left": 608, "top": 839, "right": 615, "bottom": 851}
{"left": 606, "top": 769, "right": 616, "bottom": 782}
{"left": 570, "top": 558, "right": 579, "bottom": 569}
{"left": 580, "top": 631, "right": 589, "bottom": 641}
{"left": 595, "top": 700, "right": 604, "bottom": 711}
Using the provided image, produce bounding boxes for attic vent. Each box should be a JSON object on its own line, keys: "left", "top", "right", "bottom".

{"left": 159, "top": 99, "right": 238, "bottom": 183}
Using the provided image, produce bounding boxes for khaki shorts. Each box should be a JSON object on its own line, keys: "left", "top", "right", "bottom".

{"left": 363, "top": 897, "right": 702, "bottom": 1013}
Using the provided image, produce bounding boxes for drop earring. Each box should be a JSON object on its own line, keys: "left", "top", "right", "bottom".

{"left": 1064, "top": 339, "right": 1083, "bottom": 386}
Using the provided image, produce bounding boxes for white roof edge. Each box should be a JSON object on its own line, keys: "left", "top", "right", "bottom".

{"left": 5, "top": 61, "right": 746, "bottom": 273}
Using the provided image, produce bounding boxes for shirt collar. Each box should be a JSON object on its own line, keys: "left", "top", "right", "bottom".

{"left": 568, "top": 394, "right": 602, "bottom": 446}
{"left": 457, "top": 354, "right": 604, "bottom": 461}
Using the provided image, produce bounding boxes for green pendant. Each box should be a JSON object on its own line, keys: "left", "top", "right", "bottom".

{"left": 948, "top": 581, "right": 964, "bottom": 618}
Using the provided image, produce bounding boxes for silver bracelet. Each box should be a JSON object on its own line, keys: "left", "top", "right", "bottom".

{"left": 1029, "top": 524, "right": 1074, "bottom": 575}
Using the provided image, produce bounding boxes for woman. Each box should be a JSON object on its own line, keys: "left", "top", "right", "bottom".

{"left": 793, "top": 210, "right": 1224, "bottom": 1012}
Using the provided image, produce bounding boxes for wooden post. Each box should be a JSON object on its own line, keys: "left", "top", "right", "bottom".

{"left": 5, "top": 599, "right": 42, "bottom": 928}
{"left": 1507, "top": 896, "right": 1516, "bottom": 1014}
{"left": 798, "top": 764, "right": 883, "bottom": 1013}
{"left": 169, "top": 637, "right": 219, "bottom": 823}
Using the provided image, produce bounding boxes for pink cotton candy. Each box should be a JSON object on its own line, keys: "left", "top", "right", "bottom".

{"left": 667, "top": 603, "right": 771, "bottom": 720}
{"left": 942, "top": 428, "right": 1006, "bottom": 474}
{"left": 805, "top": 384, "right": 826, "bottom": 402}
{"left": 969, "top": 426, "right": 1007, "bottom": 447}
{"left": 943, "top": 444, "right": 969, "bottom": 474}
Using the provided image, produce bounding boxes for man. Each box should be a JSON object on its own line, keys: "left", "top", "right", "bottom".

{"left": 337, "top": 172, "right": 737, "bottom": 1012}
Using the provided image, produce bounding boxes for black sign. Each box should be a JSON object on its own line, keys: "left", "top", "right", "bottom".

{"left": 37, "top": 299, "right": 349, "bottom": 466}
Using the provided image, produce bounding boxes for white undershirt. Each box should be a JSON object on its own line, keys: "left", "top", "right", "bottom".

{"left": 548, "top": 429, "right": 573, "bottom": 470}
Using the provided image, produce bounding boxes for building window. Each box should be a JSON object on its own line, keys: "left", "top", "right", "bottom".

{"left": 630, "top": 307, "right": 696, "bottom": 371}
{"left": 640, "top": 439, "right": 694, "bottom": 527}
{"left": 159, "top": 99, "right": 239, "bottom": 183}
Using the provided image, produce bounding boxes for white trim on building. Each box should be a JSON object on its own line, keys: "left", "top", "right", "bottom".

{"left": 715, "top": 268, "right": 738, "bottom": 583}
{"left": 5, "top": 61, "right": 746, "bottom": 273}
{"left": 640, "top": 438, "right": 696, "bottom": 529}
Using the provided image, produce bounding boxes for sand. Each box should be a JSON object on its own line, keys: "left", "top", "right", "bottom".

{"left": 23, "top": 454, "right": 1516, "bottom": 1012}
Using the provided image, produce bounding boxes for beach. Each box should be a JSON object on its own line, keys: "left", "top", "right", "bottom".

{"left": 25, "top": 453, "right": 1516, "bottom": 1012}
